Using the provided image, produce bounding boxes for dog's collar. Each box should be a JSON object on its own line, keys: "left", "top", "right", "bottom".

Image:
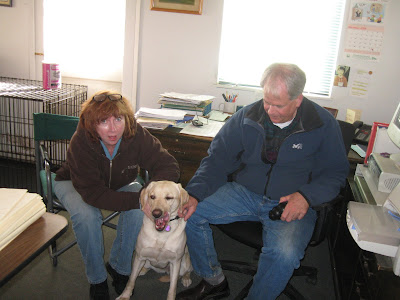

{"left": 165, "top": 216, "right": 180, "bottom": 232}
{"left": 170, "top": 215, "right": 180, "bottom": 222}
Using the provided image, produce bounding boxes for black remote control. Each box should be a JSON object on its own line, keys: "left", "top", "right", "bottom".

{"left": 269, "top": 202, "right": 288, "bottom": 221}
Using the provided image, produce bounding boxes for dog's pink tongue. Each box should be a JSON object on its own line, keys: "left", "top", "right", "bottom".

{"left": 155, "top": 213, "right": 170, "bottom": 231}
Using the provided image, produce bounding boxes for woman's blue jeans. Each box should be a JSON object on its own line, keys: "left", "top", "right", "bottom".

{"left": 185, "top": 182, "right": 317, "bottom": 300}
{"left": 53, "top": 180, "right": 143, "bottom": 284}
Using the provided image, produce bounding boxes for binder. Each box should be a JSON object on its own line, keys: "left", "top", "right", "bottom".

{"left": 364, "top": 122, "right": 389, "bottom": 165}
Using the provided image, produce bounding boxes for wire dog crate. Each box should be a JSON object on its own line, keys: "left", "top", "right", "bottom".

{"left": 0, "top": 77, "right": 87, "bottom": 164}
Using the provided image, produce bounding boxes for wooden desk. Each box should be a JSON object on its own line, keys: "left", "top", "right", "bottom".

{"left": 348, "top": 148, "right": 365, "bottom": 167}
{"left": 148, "top": 127, "right": 212, "bottom": 187}
{"left": 0, "top": 212, "right": 68, "bottom": 287}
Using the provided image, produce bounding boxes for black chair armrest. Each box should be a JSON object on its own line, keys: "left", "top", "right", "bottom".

{"left": 309, "top": 195, "right": 345, "bottom": 246}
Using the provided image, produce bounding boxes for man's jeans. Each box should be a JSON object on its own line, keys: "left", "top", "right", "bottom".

{"left": 54, "top": 180, "right": 143, "bottom": 284}
{"left": 185, "top": 182, "right": 317, "bottom": 300}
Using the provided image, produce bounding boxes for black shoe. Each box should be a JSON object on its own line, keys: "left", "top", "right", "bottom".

{"left": 106, "top": 262, "right": 129, "bottom": 295}
{"left": 90, "top": 280, "right": 110, "bottom": 300}
{"left": 176, "top": 278, "right": 230, "bottom": 300}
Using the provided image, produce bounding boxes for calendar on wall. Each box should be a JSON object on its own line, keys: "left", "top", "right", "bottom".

{"left": 344, "top": 25, "right": 384, "bottom": 61}
{"left": 344, "top": 0, "right": 388, "bottom": 62}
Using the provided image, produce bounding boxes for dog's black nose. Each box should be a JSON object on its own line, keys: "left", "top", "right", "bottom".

{"left": 152, "top": 209, "right": 162, "bottom": 219}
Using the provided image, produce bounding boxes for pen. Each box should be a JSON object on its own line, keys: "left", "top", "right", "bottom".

{"left": 222, "top": 93, "right": 229, "bottom": 102}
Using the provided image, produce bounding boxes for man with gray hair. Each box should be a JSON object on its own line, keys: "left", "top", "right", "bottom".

{"left": 176, "top": 63, "right": 349, "bottom": 299}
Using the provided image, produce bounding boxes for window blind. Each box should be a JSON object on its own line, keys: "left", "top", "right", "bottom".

{"left": 217, "top": 0, "right": 346, "bottom": 97}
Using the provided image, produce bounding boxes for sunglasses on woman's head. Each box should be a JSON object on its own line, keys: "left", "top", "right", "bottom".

{"left": 92, "top": 94, "right": 122, "bottom": 102}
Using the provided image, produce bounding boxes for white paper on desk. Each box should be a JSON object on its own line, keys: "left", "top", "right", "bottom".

{"left": 0, "top": 188, "right": 46, "bottom": 251}
{"left": 135, "top": 107, "right": 186, "bottom": 120}
{"left": 0, "top": 205, "right": 45, "bottom": 251}
{"left": 0, "top": 188, "right": 28, "bottom": 221}
{"left": 160, "top": 92, "right": 215, "bottom": 105}
{"left": 208, "top": 110, "right": 230, "bottom": 122}
{"left": 180, "top": 117, "right": 225, "bottom": 138}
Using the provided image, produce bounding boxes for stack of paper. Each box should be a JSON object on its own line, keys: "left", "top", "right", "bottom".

{"left": 159, "top": 92, "right": 215, "bottom": 106}
{"left": 158, "top": 92, "right": 214, "bottom": 116}
{"left": 135, "top": 107, "right": 187, "bottom": 130}
{"left": 0, "top": 188, "right": 46, "bottom": 251}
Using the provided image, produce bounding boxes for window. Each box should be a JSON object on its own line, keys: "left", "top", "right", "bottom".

{"left": 43, "top": 0, "right": 126, "bottom": 82}
{"left": 218, "top": 0, "right": 346, "bottom": 97}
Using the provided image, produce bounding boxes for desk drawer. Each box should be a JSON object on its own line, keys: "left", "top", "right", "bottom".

{"left": 149, "top": 129, "right": 211, "bottom": 187}
{"left": 178, "top": 160, "right": 202, "bottom": 187}
{"left": 153, "top": 134, "right": 209, "bottom": 162}
{"left": 165, "top": 142, "right": 208, "bottom": 162}
{"left": 160, "top": 136, "right": 208, "bottom": 186}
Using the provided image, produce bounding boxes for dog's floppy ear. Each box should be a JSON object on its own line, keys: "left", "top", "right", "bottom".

{"left": 140, "top": 181, "right": 155, "bottom": 209}
{"left": 178, "top": 183, "right": 189, "bottom": 208}
{"left": 139, "top": 186, "right": 148, "bottom": 209}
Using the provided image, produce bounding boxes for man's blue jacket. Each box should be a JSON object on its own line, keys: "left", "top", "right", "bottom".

{"left": 185, "top": 97, "right": 349, "bottom": 208}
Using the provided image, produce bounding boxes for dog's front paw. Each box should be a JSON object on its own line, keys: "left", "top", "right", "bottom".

{"left": 181, "top": 276, "right": 192, "bottom": 288}
{"left": 116, "top": 289, "right": 133, "bottom": 300}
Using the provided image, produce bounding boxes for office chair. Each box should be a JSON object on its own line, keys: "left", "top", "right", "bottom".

{"left": 217, "top": 119, "right": 357, "bottom": 300}
{"left": 33, "top": 113, "right": 145, "bottom": 266}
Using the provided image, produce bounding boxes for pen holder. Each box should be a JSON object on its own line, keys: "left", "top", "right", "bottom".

{"left": 219, "top": 102, "right": 236, "bottom": 114}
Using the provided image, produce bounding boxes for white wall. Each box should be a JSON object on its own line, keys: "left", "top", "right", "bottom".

{"left": 330, "top": 0, "right": 400, "bottom": 124}
{"left": 134, "top": 0, "right": 224, "bottom": 110}
{"left": 1, "top": 0, "right": 400, "bottom": 125}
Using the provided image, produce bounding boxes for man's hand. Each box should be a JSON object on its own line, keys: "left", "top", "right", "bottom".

{"left": 279, "top": 192, "right": 309, "bottom": 222}
{"left": 179, "top": 195, "right": 198, "bottom": 221}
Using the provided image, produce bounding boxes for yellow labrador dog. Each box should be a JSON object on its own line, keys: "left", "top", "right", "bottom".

{"left": 116, "top": 181, "right": 192, "bottom": 300}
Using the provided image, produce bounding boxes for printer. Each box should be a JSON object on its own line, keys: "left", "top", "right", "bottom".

{"left": 368, "top": 153, "right": 400, "bottom": 193}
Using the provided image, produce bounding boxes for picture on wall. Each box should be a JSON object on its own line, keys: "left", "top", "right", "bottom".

{"left": 0, "top": 0, "right": 12, "bottom": 7}
{"left": 150, "top": 0, "right": 203, "bottom": 15}
{"left": 334, "top": 65, "right": 350, "bottom": 88}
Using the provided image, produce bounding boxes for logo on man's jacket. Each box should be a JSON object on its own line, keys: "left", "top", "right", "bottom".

{"left": 292, "top": 143, "right": 303, "bottom": 149}
{"left": 122, "top": 164, "right": 138, "bottom": 175}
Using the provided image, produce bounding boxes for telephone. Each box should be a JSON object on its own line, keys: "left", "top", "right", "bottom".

{"left": 353, "top": 121, "right": 372, "bottom": 145}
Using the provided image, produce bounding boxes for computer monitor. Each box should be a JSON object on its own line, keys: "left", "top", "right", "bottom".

{"left": 387, "top": 101, "right": 400, "bottom": 163}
